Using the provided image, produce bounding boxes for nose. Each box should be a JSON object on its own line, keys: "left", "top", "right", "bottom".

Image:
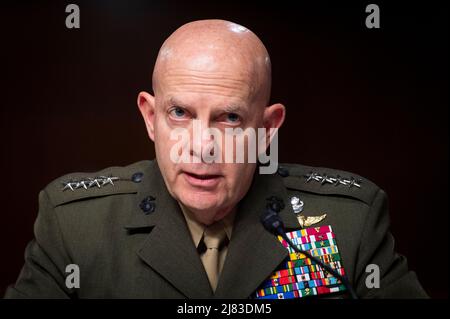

{"left": 190, "top": 119, "right": 221, "bottom": 163}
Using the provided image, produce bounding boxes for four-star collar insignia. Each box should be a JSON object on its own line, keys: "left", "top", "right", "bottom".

{"left": 62, "top": 176, "right": 120, "bottom": 191}
{"left": 304, "top": 172, "right": 362, "bottom": 188}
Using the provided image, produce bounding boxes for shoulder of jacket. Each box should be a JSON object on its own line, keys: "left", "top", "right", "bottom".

{"left": 277, "top": 163, "right": 381, "bottom": 206}
{"left": 43, "top": 160, "right": 151, "bottom": 207}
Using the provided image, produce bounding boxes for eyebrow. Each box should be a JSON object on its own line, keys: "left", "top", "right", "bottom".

{"left": 167, "top": 96, "right": 247, "bottom": 115}
{"left": 168, "top": 97, "right": 189, "bottom": 108}
{"left": 223, "top": 104, "right": 248, "bottom": 115}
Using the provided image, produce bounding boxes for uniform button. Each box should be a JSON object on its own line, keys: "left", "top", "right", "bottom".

{"left": 143, "top": 202, "right": 155, "bottom": 214}
{"left": 266, "top": 196, "right": 285, "bottom": 212}
{"left": 140, "top": 196, "right": 155, "bottom": 214}
{"left": 132, "top": 172, "right": 144, "bottom": 183}
{"left": 270, "top": 201, "right": 283, "bottom": 212}
{"left": 277, "top": 166, "right": 289, "bottom": 177}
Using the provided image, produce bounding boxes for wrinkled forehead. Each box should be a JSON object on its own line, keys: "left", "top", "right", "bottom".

{"left": 154, "top": 51, "right": 268, "bottom": 106}
{"left": 152, "top": 22, "right": 271, "bottom": 105}
{"left": 157, "top": 53, "right": 258, "bottom": 99}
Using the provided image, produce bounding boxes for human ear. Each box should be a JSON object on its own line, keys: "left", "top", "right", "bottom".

{"left": 137, "top": 91, "right": 156, "bottom": 141}
{"left": 262, "top": 103, "right": 286, "bottom": 144}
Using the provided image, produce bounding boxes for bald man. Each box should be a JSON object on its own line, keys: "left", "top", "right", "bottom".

{"left": 5, "top": 20, "right": 427, "bottom": 299}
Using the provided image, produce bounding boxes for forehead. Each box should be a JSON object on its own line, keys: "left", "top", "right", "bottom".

{"left": 157, "top": 66, "right": 256, "bottom": 104}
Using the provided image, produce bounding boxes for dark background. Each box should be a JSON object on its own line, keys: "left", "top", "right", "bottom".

{"left": 0, "top": 1, "right": 448, "bottom": 298}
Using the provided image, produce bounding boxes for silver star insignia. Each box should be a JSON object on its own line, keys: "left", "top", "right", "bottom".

{"left": 62, "top": 182, "right": 74, "bottom": 191}
{"left": 99, "top": 176, "right": 119, "bottom": 186}
{"left": 87, "top": 178, "right": 101, "bottom": 188}
{"left": 79, "top": 180, "right": 88, "bottom": 189}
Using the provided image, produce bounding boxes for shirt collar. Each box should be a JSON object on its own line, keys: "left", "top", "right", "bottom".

{"left": 180, "top": 204, "right": 236, "bottom": 248}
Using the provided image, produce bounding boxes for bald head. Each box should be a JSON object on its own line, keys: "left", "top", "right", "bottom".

{"left": 152, "top": 19, "right": 272, "bottom": 105}
{"left": 137, "top": 20, "right": 285, "bottom": 224}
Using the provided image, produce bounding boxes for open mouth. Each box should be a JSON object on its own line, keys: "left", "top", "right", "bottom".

{"left": 182, "top": 171, "right": 222, "bottom": 188}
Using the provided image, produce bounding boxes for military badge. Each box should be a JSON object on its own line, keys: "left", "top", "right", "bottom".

{"left": 297, "top": 214, "right": 327, "bottom": 228}
{"left": 62, "top": 175, "right": 120, "bottom": 191}
{"left": 253, "top": 225, "right": 348, "bottom": 299}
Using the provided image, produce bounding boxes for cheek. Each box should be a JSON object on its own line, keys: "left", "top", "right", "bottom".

{"left": 154, "top": 118, "right": 176, "bottom": 152}
{"left": 154, "top": 113, "right": 169, "bottom": 138}
{"left": 154, "top": 122, "right": 177, "bottom": 173}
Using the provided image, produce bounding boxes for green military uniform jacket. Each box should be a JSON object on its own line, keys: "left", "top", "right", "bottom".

{"left": 5, "top": 160, "right": 427, "bottom": 298}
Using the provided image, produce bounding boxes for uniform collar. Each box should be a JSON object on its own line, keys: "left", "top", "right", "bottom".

{"left": 125, "top": 159, "right": 214, "bottom": 298}
{"left": 125, "top": 160, "right": 300, "bottom": 298}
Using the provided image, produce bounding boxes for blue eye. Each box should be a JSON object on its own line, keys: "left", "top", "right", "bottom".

{"left": 170, "top": 107, "right": 186, "bottom": 119}
{"left": 226, "top": 113, "right": 240, "bottom": 123}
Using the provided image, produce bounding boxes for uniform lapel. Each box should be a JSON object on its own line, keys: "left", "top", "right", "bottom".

{"left": 124, "top": 160, "right": 212, "bottom": 298}
{"left": 214, "top": 170, "right": 299, "bottom": 299}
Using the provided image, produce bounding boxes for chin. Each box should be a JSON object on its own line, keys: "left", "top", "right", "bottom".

{"left": 179, "top": 191, "right": 224, "bottom": 213}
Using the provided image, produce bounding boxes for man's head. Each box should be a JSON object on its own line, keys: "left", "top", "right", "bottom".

{"left": 138, "top": 19, "right": 285, "bottom": 225}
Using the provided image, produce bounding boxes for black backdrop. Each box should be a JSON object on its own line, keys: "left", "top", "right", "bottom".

{"left": 0, "top": 1, "right": 448, "bottom": 298}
